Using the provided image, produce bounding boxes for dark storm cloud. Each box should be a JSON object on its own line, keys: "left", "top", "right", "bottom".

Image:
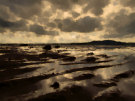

{"left": 0, "top": 5, "right": 15, "bottom": 20}
{"left": 0, "top": 17, "right": 28, "bottom": 32}
{"left": 104, "top": 10, "right": 135, "bottom": 38}
{"left": 47, "top": 22, "right": 57, "bottom": 28}
{"left": 10, "top": 20, "right": 28, "bottom": 32}
{"left": 120, "top": 0, "right": 135, "bottom": 8}
{"left": 54, "top": 16, "right": 102, "bottom": 32}
{"left": 0, "top": 17, "right": 58, "bottom": 35}
{"left": 30, "top": 24, "right": 46, "bottom": 35}
{"left": 84, "top": 0, "right": 110, "bottom": 16}
{"left": 47, "top": 0, "right": 110, "bottom": 16}
{"left": 0, "top": 18, "right": 13, "bottom": 28}
{"left": 46, "top": 0, "right": 79, "bottom": 11}
{"left": 0, "top": 0, "right": 110, "bottom": 36}
{"left": 0, "top": 0, "right": 60, "bottom": 35}
{"left": 29, "top": 24, "right": 59, "bottom": 36}
{"left": 0, "top": 0, "right": 42, "bottom": 19}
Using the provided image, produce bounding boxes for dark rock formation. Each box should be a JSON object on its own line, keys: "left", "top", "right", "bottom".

{"left": 50, "top": 82, "right": 60, "bottom": 89}
{"left": 43, "top": 45, "right": 52, "bottom": 51}
{"left": 55, "top": 45, "right": 60, "bottom": 48}
{"left": 62, "top": 56, "right": 76, "bottom": 62}
{"left": 83, "top": 57, "right": 98, "bottom": 62}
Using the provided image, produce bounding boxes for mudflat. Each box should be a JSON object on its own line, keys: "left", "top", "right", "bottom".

{"left": 0, "top": 45, "right": 135, "bottom": 101}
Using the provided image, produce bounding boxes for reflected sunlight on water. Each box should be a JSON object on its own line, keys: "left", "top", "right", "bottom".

{"left": 0, "top": 45, "right": 135, "bottom": 101}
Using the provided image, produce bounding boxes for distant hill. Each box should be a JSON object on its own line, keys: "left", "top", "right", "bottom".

{"left": 89, "top": 40, "right": 126, "bottom": 45}
{"left": 70, "top": 40, "right": 135, "bottom": 46}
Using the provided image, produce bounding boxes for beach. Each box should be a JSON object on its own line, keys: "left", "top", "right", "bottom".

{"left": 0, "top": 45, "right": 135, "bottom": 101}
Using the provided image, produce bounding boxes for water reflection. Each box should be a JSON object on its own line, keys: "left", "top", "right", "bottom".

{"left": 0, "top": 45, "right": 135, "bottom": 101}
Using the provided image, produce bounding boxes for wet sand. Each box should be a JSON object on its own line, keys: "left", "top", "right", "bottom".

{"left": 0, "top": 45, "right": 135, "bottom": 101}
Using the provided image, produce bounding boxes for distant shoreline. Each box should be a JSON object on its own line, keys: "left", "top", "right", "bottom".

{"left": 0, "top": 40, "right": 135, "bottom": 46}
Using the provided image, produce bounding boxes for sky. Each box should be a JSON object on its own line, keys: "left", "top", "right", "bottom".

{"left": 0, "top": 0, "right": 135, "bottom": 43}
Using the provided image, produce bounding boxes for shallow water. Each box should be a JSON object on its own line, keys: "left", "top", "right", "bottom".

{"left": 0, "top": 45, "right": 135, "bottom": 101}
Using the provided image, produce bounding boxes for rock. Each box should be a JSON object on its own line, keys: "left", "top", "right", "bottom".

{"left": 94, "top": 81, "right": 117, "bottom": 88}
{"left": 50, "top": 82, "right": 60, "bottom": 89}
{"left": 55, "top": 45, "right": 60, "bottom": 48}
{"left": 43, "top": 45, "right": 52, "bottom": 51}
{"left": 111, "top": 70, "right": 134, "bottom": 82}
{"left": 87, "top": 52, "right": 94, "bottom": 55}
{"left": 63, "top": 56, "right": 76, "bottom": 61}
{"left": 20, "top": 44, "right": 28, "bottom": 46}
{"left": 97, "top": 54, "right": 110, "bottom": 58}
{"left": 83, "top": 57, "right": 97, "bottom": 62}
